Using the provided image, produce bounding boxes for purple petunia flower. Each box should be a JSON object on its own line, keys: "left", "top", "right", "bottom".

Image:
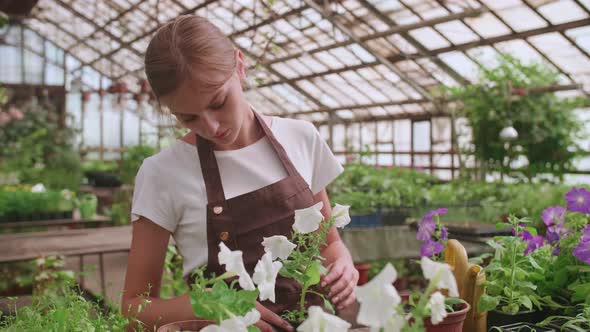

{"left": 440, "top": 226, "right": 448, "bottom": 240}
{"left": 573, "top": 238, "right": 590, "bottom": 265}
{"left": 421, "top": 239, "right": 445, "bottom": 257}
{"left": 552, "top": 244, "right": 560, "bottom": 256}
{"left": 582, "top": 225, "right": 590, "bottom": 241}
{"left": 524, "top": 235, "right": 544, "bottom": 255}
{"left": 519, "top": 230, "right": 534, "bottom": 242}
{"left": 512, "top": 223, "right": 526, "bottom": 236}
{"left": 542, "top": 206, "right": 566, "bottom": 227}
{"left": 424, "top": 208, "right": 448, "bottom": 221}
{"left": 416, "top": 226, "right": 432, "bottom": 242}
{"left": 418, "top": 217, "right": 436, "bottom": 232}
{"left": 545, "top": 224, "right": 569, "bottom": 244}
{"left": 565, "top": 187, "right": 590, "bottom": 214}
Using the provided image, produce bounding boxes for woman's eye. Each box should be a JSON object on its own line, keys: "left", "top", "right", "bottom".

{"left": 211, "top": 98, "right": 226, "bottom": 110}
{"left": 177, "top": 114, "right": 197, "bottom": 123}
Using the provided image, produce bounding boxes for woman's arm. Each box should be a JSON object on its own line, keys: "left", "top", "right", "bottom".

{"left": 122, "top": 218, "right": 294, "bottom": 332}
{"left": 122, "top": 217, "right": 195, "bottom": 331}
{"left": 314, "top": 189, "right": 359, "bottom": 310}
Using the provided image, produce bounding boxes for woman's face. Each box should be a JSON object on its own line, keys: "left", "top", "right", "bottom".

{"left": 160, "top": 51, "right": 249, "bottom": 147}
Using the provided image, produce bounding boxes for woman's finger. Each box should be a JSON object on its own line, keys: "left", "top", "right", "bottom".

{"left": 321, "top": 263, "right": 343, "bottom": 287}
{"left": 332, "top": 278, "right": 355, "bottom": 304}
{"left": 328, "top": 267, "right": 352, "bottom": 297}
{"left": 256, "top": 302, "right": 294, "bottom": 332}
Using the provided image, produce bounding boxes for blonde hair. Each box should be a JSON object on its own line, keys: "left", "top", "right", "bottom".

{"left": 144, "top": 15, "right": 236, "bottom": 99}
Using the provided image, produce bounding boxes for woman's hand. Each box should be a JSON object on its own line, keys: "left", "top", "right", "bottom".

{"left": 254, "top": 301, "right": 294, "bottom": 332}
{"left": 320, "top": 256, "right": 359, "bottom": 311}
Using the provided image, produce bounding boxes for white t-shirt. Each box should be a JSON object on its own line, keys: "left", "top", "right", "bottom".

{"left": 131, "top": 116, "right": 344, "bottom": 276}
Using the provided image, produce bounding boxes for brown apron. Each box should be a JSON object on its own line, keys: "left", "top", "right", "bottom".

{"left": 191, "top": 111, "right": 322, "bottom": 314}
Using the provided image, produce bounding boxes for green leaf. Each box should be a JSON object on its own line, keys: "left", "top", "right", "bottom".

{"left": 519, "top": 296, "right": 533, "bottom": 310}
{"left": 478, "top": 294, "right": 500, "bottom": 313}
{"left": 248, "top": 326, "right": 261, "bottom": 332}
{"left": 323, "top": 297, "right": 335, "bottom": 315}
{"left": 303, "top": 261, "right": 321, "bottom": 288}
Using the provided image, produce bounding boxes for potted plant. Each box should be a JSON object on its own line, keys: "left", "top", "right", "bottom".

{"left": 479, "top": 215, "right": 557, "bottom": 328}
{"left": 79, "top": 193, "right": 98, "bottom": 219}
{"left": 82, "top": 160, "right": 122, "bottom": 188}
{"left": 353, "top": 258, "right": 469, "bottom": 332}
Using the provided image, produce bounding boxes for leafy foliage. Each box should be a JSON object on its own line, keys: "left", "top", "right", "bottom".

{"left": 120, "top": 145, "right": 156, "bottom": 184}
{"left": 189, "top": 268, "right": 258, "bottom": 325}
{"left": 448, "top": 54, "right": 587, "bottom": 181}
{"left": 479, "top": 216, "right": 556, "bottom": 314}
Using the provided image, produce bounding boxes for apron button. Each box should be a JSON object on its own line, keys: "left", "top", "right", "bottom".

{"left": 213, "top": 206, "right": 223, "bottom": 214}
{"left": 219, "top": 231, "right": 229, "bottom": 241}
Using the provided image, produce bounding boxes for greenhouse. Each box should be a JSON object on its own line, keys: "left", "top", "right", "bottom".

{"left": 0, "top": 0, "right": 589, "bottom": 331}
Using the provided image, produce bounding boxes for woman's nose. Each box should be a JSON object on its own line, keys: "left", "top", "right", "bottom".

{"left": 201, "top": 113, "right": 220, "bottom": 137}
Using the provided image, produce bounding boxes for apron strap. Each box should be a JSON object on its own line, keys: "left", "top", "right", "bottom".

{"left": 197, "top": 134, "right": 226, "bottom": 203}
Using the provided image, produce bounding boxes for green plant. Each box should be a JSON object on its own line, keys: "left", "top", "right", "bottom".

{"left": 82, "top": 160, "right": 119, "bottom": 173}
{"left": 189, "top": 267, "right": 260, "bottom": 331}
{"left": 120, "top": 145, "right": 156, "bottom": 184}
{"left": 479, "top": 216, "right": 558, "bottom": 314}
{"left": 539, "top": 304, "right": 590, "bottom": 332}
{"left": 448, "top": 53, "right": 587, "bottom": 181}
{"left": 160, "top": 245, "right": 189, "bottom": 299}
{"left": 0, "top": 284, "right": 131, "bottom": 332}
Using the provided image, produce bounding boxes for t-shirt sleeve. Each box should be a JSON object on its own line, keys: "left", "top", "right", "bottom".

{"left": 131, "top": 158, "right": 178, "bottom": 232}
{"left": 308, "top": 123, "right": 344, "bottom": 194}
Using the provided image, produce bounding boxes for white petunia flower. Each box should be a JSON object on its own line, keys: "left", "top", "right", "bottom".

{"left": 381, "top": 312, "right": 406, "bottom": 332}
{"left": 427, "top": 291, "right": 448, "bottom": 325}
{"left": 218, "top": 242, "right": 255, "bottom": 291}
{"left": 293, "top": 201, "right": 324, "bottom": 234}
{"left": 252, "top": 252, "right": 282, "bottom": 303}
{"left": 200, "top": 309, "right": 260, "bottom": 332}
{"left": 420, "top": 257, "right": 459, "bottom": 297}
{"left": 31, "top": 183, "right": 46, "bottom": 193}
{"left": 355, "top": 263, "right": 401, "bottom": 329}
{"left": 296, "top": 306, "right": 351, "bottom": 332}
{"left": 332, "top": 204, "right": 351, "bottom": 228}
{"left": 262, "top": 235, "right": 296, "bottom": 260}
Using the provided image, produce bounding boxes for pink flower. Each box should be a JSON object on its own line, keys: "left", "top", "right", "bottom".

{"left": 0, "top": 112, "right": 11, "bottom": 125}
{"left": 8, "top": 108, "right": 24, "bottom": 120}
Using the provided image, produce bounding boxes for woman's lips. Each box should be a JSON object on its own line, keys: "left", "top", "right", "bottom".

{"left": 215, "top": 129, "right": 229, "bottom": 139}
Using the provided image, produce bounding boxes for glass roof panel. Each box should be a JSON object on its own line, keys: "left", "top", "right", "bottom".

{"left": 537, "top": 0, "right": 588, "bottom": 25}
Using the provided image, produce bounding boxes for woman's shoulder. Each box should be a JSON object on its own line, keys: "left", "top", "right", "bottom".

{"left": 139, "top": 140, "right": 198, "bottom": 175}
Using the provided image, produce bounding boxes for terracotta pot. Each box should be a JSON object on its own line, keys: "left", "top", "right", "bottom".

{"left": 157, "top": 320, "right": 215, "bottom": 332}
{"left": 425, "top": 302, "right": 470, "bottom": 332}
{"left": 355, "top": 262, "right": 371, "bottom": 286}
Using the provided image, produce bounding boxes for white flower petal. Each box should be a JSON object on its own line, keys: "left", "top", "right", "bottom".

{"left": 427, "top": 292, "right": 448, "bottom": 325}
{"left": 31, "top": 183, "right": 46, "bottom": 193}
{"left": 420, "top": 257, "right": 459, "bottom": 297}
{"left": 293, "top": 202, "right": 324, "bottom": 234}
{"left": 355, "top": 263, "right": 400, "bottom": 328}
{"left": 262, "top": 235, "right": 296, "bottom": 260}
{"left": 383, "top": 312, "right": 405, "bottom": 332}
{"left": 253, "top": 252, "right": 282, "bottom": 302}
{"left": 297, "top": 306, "right": 351, "bottom": 332}
{"left": 332, "top": 204, "right": 351, "bottom": 228}
{"left": 218, "top": 242, "right": 255, "bottom": 291}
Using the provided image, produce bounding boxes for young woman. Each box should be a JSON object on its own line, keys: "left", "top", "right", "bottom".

{"left": 122, "top": 15, "right": 358, "bottom": 331}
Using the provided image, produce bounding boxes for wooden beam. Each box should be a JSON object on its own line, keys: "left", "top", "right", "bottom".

{"left": 363, "top": 0, "right": 470, "bottom": 86}
{"left": 261, "top": 7, "right": 484, "bottom": 67}
{"left": 66, "top": 1, "right": 145, "bottom": 51}
{"left": 86, "top": 0, "right": 219, "bottom": 77}
{"left": 312, "top": 111, "right": 446, "bottom": 126}
{"left": 386, "top": 18, "right": 590, "bottom": 62}
{"left": 256, "top": 18, "right": 590, "bottom": 91}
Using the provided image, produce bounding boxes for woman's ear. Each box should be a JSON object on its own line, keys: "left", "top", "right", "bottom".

{"left": 235, "top": 49, "right": 246, "bottom": 85}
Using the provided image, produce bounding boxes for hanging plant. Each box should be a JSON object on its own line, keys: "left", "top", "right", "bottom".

{"left": 447, "top": 54, "right": 588, "bottom": 181}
